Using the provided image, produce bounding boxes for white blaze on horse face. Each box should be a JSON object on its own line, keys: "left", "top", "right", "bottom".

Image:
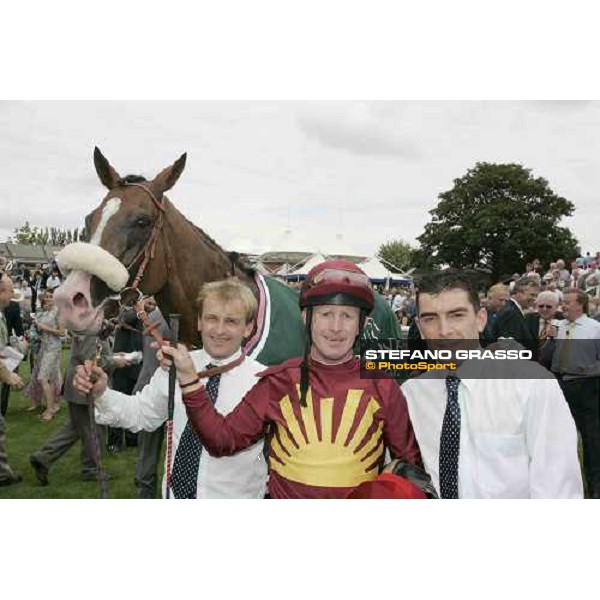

{"left": 90, "top": 197, "right": 122, "bottom": 245}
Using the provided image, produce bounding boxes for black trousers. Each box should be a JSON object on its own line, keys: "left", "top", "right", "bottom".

{"left": 558, "top": 377, "right": 600, "bottom": 492}
{"left": 0, "top": 365, "right": 19, "bottom": 417}
{"left": 0, "top": 383, "right": 9, "bottom": 417}
{"left": 107, "top": 373, "right": 139, "bottom": 449}
{"left": 32, "top": 402, "right": 105, "bottom": 476}
{"left": 134, "top": 426, "right": 165, "bottom": 499}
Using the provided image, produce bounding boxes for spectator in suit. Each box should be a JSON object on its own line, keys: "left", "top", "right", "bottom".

{"left": 528, "top": 290, "right": 561, "bottom": 362}
{"left": 481, "top": 283, "right": 508, "bottom": 345}
{"left": 106, "top": 306, "right": 143, "bottom": 453}
{"left": 132, "top": 297, "right": 170, "bottom": 499}
{"left": 29, "top": 327, "right": 113, "bottom": 485}
{"left": 493, "top": 276, "right": 540, "bottom": 359}
{"left": 486, "top": 283, "right": 508, "bottom": 325}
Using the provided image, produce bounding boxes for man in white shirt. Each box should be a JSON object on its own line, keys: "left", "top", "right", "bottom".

{"left": 74, "top": 279, "right": 268, "bottom": 499}
{"left": 45, "top": 269, "right": 62, "bottom": 291}
{"left": 401, "top": 270, "right": 583, "bottom": 499}
{"left": 540, "top": 288, "right": 600, "bottom": 498}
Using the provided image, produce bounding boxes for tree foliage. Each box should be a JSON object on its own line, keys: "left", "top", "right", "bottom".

{"left": 8, "top": 221, "right": 83, "bottom": 246}
{"left": 377, "top": 238, "right": 415, "bottom": 272}
{"left": 417, "top": 163, "right": 579, "bottom": 281}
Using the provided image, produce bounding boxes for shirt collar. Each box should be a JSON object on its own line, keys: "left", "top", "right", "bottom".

{"left": 201, "top": 347, "right": 242, "bottom": 368}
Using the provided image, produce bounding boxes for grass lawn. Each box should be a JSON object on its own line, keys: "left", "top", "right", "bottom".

{"left": 0, "top": 348, "right": 164, "bottom": 499}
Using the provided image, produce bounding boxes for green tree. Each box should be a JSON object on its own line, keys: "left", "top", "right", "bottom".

{"left": 417, "top": 162, "right": 579, "bottom": 281}
{"left": 377, "top": 238, "right": 415, "bottom": 272}
{"left": 8, "top": 221, "right": 42, "bottom": 245}
{"left": 7, "top": 222, "right": 82, "bottom": 247}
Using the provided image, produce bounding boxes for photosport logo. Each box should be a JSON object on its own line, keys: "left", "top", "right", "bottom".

{"left": 359, "top": 338, "right": 537, "bottom": 380}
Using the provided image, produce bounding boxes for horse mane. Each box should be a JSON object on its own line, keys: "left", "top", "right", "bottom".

{"left": 177, "top": 212, "right": 255, "bottom": 277}
{"left": 144, "top": 196, "right": 253, "bottom": 278}
{"left": 112, "top": 176, "right": 256, "bottom": 278}
{"left": 227, "top": 251, "right": 256, "bottom": 277}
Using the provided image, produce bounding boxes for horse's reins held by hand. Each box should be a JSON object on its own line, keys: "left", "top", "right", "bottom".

{"left": 195, "top": 353, "right": 246, "bottom": 379}
{"left": 165, "top": 314, "right": 180, "bottom": 499}
{"left": 87, "top": 340, "right": 109, "bottom": 499}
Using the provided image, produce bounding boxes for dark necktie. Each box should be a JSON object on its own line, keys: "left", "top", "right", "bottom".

{"left": 170, "top": 364, "right": 221, "bottom": 499}
{"left": 439, "top": 375, "right": 461, "bottom": 499}
{"left": 538, "top": 319, "right": 550, "bottom": 352}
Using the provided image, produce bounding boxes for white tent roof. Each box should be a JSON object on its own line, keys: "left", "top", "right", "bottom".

{"left": 357, "top": 257, "right": 411, "bottom": 281}
{"left": 263, "top": 229, "right": 318, "bottom": 255}
{"left": 287, "top": 253, "right": 328, "bottom": 277}
{"left": 261, "top": 230, "right": 366, "bottom": 261}
{"left": 227, "top": 237, "right": 269, "bottom": 256}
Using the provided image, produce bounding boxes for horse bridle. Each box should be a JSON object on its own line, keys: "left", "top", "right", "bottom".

{"left": 121, "top": 182, "right": 167, "bottom": 292}
{"left": 110, "top": 182, "right": 245, "bottom": 378}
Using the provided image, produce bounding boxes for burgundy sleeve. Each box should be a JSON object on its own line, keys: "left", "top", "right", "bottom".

{"left": 181, "top": 379, "right": 270, "bottom": 457}
{"left": 383, "top": 383, "right": 422, "bottom": 466}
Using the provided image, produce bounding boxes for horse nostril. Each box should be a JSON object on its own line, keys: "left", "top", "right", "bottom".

{"left": 73, "top": 292, "right": 89, "bottom": 309}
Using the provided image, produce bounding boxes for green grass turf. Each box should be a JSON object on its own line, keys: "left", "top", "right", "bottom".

{"left": 0, "top": 348, "right": 164, "bottom": 499}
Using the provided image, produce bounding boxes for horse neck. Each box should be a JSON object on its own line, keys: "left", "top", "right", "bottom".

{"left": 154, "top": 199, "right": 257, "bottom": 343}
{"left": 163, "top": 199, "right": 234, "bottom": 279}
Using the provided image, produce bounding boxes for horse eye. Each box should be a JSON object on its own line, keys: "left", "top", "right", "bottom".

{"left": 136, "top": 217, "right": 152, "bottom": 228}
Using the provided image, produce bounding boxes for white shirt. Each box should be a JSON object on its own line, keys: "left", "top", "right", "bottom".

{"left": 46, "top": 275, "right": 61, "bottom": 290}
{"left": 391, "top": 295, "right": 404, "bottom": 313}
{"left": 556, "top": 314, "right": 600, "bottom": 341}
{"left": 95, "top": 348, "right": 268, "bottom": 499}
{"left": 548, "top": 314, "right": 600, "bottom": 377}
{"left": 402, "top": 360, "right": 583, "bottom": 498}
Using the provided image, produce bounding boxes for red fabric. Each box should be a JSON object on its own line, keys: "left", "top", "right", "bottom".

{"left": 345, "top": 473, "right": 427, "bottom": 499}
{"left": 299, "top": 260, "right": 374, "bottom": 310}
{"left": 182, "top": 357, "right": 421, "bottom": 499}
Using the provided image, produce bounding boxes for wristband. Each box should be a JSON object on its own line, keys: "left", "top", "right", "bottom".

{"left": 179, "top": 378, "right": 200, "bottom": 389}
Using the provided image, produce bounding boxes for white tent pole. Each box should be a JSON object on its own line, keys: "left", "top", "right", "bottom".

{"left": 377, "top": 254, "right": 411, "bottom": 277}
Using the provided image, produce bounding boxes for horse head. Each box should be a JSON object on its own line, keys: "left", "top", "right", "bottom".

{"left": 54, "top": 147, "right": 187, "bottom": 334}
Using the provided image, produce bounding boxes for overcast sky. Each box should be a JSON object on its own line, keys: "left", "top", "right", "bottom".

{"left": 1, "top": 100, "right": 599, "bottom": 259}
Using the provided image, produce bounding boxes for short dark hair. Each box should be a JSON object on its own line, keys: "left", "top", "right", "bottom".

{"left": 416, "top": 270, "right": 480, "bottom": 314}
{"left": 513, "top": 275, "right": 540, "bottom": 294}
{"left": 565, "top": 288, "right": 589, "bottom": 312}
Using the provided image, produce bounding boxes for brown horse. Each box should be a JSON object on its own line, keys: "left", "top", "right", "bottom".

{"left": 54, "top": 148, "right": 310, "bottom": 364}
{"left": 54, "top": 148, "right": 400, "bottom": 365}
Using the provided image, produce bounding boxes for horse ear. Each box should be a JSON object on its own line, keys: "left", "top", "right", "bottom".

{"left": 151, "top": 153, "right": 187, "bottom": 194}
{"left": 94, "top": 147, "right": 121, "bottom": 190}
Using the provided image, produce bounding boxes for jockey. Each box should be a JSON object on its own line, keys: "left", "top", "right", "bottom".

{"left": 297, "top": 259, "right": 375, "bottom": 407}
{"left": 148, "top": 259, "right": 421, "bottom": 499}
